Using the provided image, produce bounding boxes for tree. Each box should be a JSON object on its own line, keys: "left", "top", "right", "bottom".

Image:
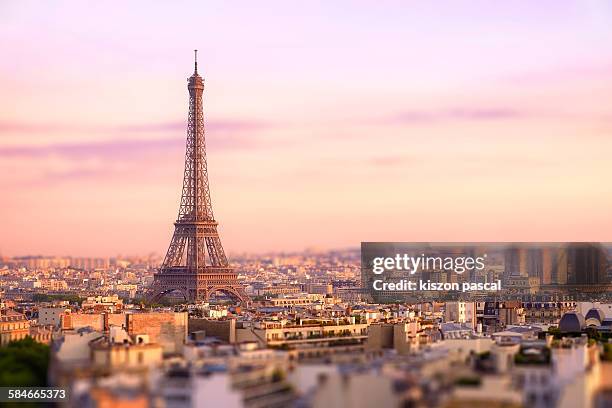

{"left": 32, "top": 293, "right": 83, "bottom": 304}
{"left": 0, "top": 337, "right": 50, "bottom": 387}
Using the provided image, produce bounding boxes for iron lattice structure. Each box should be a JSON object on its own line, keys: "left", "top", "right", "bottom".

{"left": 150, "top": 52, "right": 249, "bottom": 304}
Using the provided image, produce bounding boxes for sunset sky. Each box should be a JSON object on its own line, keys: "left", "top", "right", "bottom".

{"left": 1, "top": 1, "right": 612, "bottom": 257}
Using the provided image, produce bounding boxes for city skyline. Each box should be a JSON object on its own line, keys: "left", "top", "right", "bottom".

{"left": 1, "top": 1, "right": 612, "bottom": 257}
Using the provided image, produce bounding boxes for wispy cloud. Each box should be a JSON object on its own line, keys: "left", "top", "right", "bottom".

{"left": 365, "top": 152, "right": 561, "bottom": 169}
{"left": 368, "top": 155, "right": 418, "bottom": 167}
{"left": 0, "top": 122, "right": 71, "bottom": 133}
{"left": 0, "top": 134, "right": 260, "bottom": 159}
{"left": 504, "top": 60, "right": 612, "bottom": 85}
{"left": 116, "top": 119, "right": 268, "bottom": 133}
{"left": 0, "top": 138, "right": 180, "bottom": 159}
{"left": 387, "top": 108, "right": 525, "bottom": 125}
{"left": 0, "top": 118, "right": 270, "bottom": 187}
{"left": 0, "top": 119, "right": 269, "bottom": 135}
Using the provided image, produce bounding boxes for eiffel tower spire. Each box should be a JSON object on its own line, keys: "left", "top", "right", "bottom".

{"left": 150, "top": 53, "right": 249, "bottom": 304}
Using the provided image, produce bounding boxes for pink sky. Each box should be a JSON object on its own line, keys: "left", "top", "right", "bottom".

{"left": 1, "top": 1, "right": 612, "bottom": 257}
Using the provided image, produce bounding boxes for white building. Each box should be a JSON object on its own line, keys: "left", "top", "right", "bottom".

{"left": 444, "top": 302, "right": 476, "bottom": 328}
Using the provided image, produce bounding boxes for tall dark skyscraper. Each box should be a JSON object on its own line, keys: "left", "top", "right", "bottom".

{"left": 567, "top": 243, "right": 608, "bottom": 285}
{"left": 150, "top": 52, "right": 249, "bottom": 304}
{"left": 526, "top": 248, "right": 543, "bottom": 279}
{"left": 504, "top": 246, "right": 528, "bottom": 278}
{"left": 505, "top": 245, "right": 566, "bottom": 285}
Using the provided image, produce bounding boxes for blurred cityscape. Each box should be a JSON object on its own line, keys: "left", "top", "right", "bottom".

{"left": 1, "top": 21, "right": 611, "bottom": 408}
{"left": 1, "top": 246, "right": 612, "bottom": 407}
{"left": 2, "top": 2, "right": 611, "bottom": 407}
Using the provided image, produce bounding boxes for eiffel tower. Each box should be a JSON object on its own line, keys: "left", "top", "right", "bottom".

{"left": 150, "top": 51, "right": 249, "bottom": 304}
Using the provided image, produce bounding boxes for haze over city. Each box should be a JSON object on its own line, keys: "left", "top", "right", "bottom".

{"left": 1, "top": 1, "right": 612, "bottom": 256}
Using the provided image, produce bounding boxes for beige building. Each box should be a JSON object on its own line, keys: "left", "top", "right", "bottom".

{"left": 82, "top": 295, "right": 124, "bottom": 312}
{"left": 90, "top": 331, "right": 163, "bottom": 369}
{"left": 367, "top": 320, "right": 442, "bottom": 354}
{"left": 310, "top": 372, "right": 402, "bottom": 408}
{"left": 263, "top": 297, "right": 314, "bottom": 307}
{"left": 236, "top": 319, "right": 368, "bottom": 360}
{"left": 498, "top": 304, "right": 526, "bottom": 327}
{"left": 39, "top": 279, "right": 69, "bottom": 291}
{"left": 445, "top": 301, "right": 476, "bottom": 328}
{"left": 255, "top": 285, "right": 300, "bottom": 296}
{"left": 59, "top": 310, "right": 188, "bottom": 354}
{"left": 506, "top": 276, "right": 541, "bottom": 294}
{"left": 305, "top": 283, "right": 333, "bottom": 295}
{"left": 237, "top": 319, "right": 367, "bottom": 346}
{"left": 0, "top": 309, "right": 30, "bottom": 345}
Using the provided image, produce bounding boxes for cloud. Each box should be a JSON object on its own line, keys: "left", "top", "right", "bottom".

{"left": 0, "top": 122, "right": 72, "bottom": 133}
{"left": 365, "top": 152, "right": 561, "bottom": 170}
{"left": 0, "top": 118, "right": 269, "bottom": 135}
{"left": 0, "top": 128, "right": 263, "bottom": 160}
{"left": 369, "top": 155, "right": 417, "bottom": 167}
{"left": 115, "top": 119, "right": 267, "bottom": 133}
{"left": 0, "top": 133, "right": 262, "bottom": 186}
{"left": 388, "top": 107, "right": 525, "bottom": 125}
{"left": 446, "top": 108, "right": 524, "bottom": 120}
{"left": 0, "top": 135, "right": 258, "bottom": 158}
{"left": 0, "top": 118, "right": 271, "bottom": 186}
{"left": 504, "top": 60, "right": 612, "bottom": 85}
{"left": 42, "top": 167, "right": 117, "bottom": 183}
{"left": 0, "top": 138, "right": 180, "bottom": 159}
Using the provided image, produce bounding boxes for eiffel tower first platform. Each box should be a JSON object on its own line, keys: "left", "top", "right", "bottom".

{"left": 150, "top": 51, "right": 249, "bottom": 304}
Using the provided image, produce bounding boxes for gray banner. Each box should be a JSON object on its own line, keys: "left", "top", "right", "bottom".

{"left": 361, "top": 242, "right": 612, "bottom": 302}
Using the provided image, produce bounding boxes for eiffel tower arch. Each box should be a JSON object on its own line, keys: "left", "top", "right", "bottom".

{"left": 149, "top": 51, "right": 249, "bottom": 305}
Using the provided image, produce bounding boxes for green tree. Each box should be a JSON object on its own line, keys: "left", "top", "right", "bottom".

{"left": 603, "top": 343, "right": 612, "bottom": 362}
{"left": 0, "top": 337, "right": 50, "bottom": 387}
{"left": 32, "top": 293, "right": 83, "bottom": 304}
